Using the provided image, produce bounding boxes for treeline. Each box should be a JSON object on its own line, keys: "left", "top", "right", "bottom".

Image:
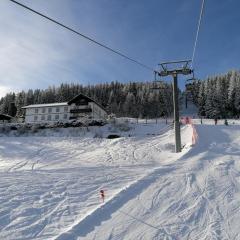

{"left": 188, "top": 70, "right": 240, "bottom": 118}
{"left": 0, "top": 81, "right": 174, "bottom": 118}
{"left": 1, "top": 70, "right": 240, "bottom": 120}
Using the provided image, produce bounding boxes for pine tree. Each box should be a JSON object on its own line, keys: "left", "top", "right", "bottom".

{"left": 15, "top": 91, "right": 26, "bottom": 117}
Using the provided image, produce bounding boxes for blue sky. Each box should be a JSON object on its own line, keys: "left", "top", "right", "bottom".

{"left": 0, "top": 0, "right": 239, "bottom": 97}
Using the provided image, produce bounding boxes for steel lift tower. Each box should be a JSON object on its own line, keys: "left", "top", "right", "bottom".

{"left": 158, "top": 60, "right": 193, "bottom": 153}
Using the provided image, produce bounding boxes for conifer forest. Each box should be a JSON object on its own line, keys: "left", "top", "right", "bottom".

{"left": 1, "top": 70, "right": 240, "bottom": 119}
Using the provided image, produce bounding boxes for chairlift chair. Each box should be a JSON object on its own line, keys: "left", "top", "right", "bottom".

{"left": 151, "top": 71, "right": 165, "bottom": 91}
{"left": 185, "top": 71, "right": 197, "bottom": 91}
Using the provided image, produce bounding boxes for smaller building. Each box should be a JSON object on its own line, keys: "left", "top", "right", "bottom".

{"left": 0, "top": 114, "right": 12, "bottom": 123}
{"left": 22, "top": 93, "right": 107, "bottom": 123}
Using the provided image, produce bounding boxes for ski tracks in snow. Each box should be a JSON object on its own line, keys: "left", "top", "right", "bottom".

{"left": 5, "top": 125, "right": 240, "bottom": 239}
{"left": 78, "top": 126, "right": 240, "bottom": 240}
{"left": 55, "top": 166, "right": 176, "bottom": 240}
{"left": 6, "top": 147, "right": 45, "bottom": 173}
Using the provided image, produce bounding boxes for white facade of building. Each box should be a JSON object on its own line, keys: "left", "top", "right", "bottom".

{"left": 22, "top": 94, "right": 107, "bottom": 124}
{"left": 22, "top": 102, "right": 69, "bottom": 123}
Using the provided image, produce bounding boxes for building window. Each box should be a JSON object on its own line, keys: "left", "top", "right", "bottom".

{"left": 63, "top": 114, "right": 68, "bottom": 119}
{"left": 42, "top": 108, "right": 46, "bottom": 113}
{"left": 47, "top": 115, "right": 52, "bottom": 121}
{"left": 34, "top": 116, "right": 38, "bottom": 121}
{"left": 41, "top": 115, "right": 45, "bottom": 121}
{"left": 56, "top": 107, "right": 60, "bottom": 113}
{"left": 64, "top": 106, "right": 68, "bottom": 112}
{"left": 48, "top": 108, "right": 52, "bottom": 113}
{"left": 55, "top": 115, "right": 59, "bottom": 120}
{"left": 35, "top": 108, "right": 38, "bottom": 114}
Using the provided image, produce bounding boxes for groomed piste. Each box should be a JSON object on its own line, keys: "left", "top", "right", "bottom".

{"left": 1, "top": 120, "right": 240, "bottom": 239}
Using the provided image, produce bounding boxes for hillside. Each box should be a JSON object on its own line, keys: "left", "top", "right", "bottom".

{"left": 0, "top": 121, "right": 240, "bottom": 239}
{"left": 75, "top": 123, "right": 240, "bottom": 240}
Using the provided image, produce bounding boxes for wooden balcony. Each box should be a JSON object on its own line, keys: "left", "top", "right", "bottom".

{"left": 70, "top": 108, "right": 92, "bottom": 114}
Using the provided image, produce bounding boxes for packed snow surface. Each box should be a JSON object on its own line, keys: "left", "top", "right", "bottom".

{"left": 1, "top": 120, "right": 240, "bottom": 239}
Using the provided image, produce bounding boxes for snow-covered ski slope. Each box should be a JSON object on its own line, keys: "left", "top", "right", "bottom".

{"left": 1, "top": 121, "right": 240, "bottom": 239}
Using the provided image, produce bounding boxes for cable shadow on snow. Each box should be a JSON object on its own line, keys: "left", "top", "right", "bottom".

{"left": 55, "top": 166, "right": 176, "bottom": 240}
{"left": 119, "top": 209, "right": 159, "bottom": 230}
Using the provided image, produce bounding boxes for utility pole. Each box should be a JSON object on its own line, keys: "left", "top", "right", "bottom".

{"left": 158, "top": 60, "right": 192, "bottom": 153}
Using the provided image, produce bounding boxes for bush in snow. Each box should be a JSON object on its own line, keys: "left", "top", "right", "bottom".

{"left": 71, "top": 121, "right": 84, "bottom": 127}
{"left": 88, "top": 120, "right": 106, "bottom": 126}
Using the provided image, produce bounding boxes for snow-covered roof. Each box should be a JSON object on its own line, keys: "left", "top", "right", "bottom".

{"left": 22, "top": 102, "right": 68, "bottom": 109}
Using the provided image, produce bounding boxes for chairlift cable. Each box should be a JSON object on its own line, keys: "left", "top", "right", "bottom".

{"left": 9, "top": 0, "right": 155, "bottom": 73}
{"left": 191, "top": 0, "right": 206, "bottom": 69}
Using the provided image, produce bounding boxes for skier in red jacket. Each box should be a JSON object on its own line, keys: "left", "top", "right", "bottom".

{"left": 100, "top": 190, "right": 105, "bottom": 202}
